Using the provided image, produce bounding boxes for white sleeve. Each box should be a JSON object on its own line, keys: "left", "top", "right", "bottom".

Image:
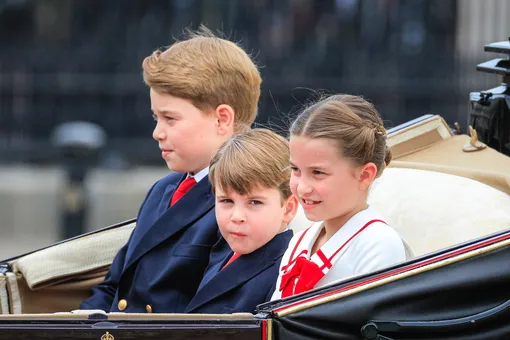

{"left": 351, "top": 226, "right": 407, "bottom": 276}
{"left": 270, "top": 231, "right": 303, "bottom": 301}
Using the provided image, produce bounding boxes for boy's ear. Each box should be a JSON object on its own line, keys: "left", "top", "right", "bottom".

{"left": 358, "top": 162, "right": 377, "bottom": 191}
{"left": 282, "top": 194, "right": 299, "bottom": 224}
{"left": 214, "top": 104, "right": 235, "bottom": 135}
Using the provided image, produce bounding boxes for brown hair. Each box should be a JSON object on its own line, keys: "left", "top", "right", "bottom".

{"left": 209, "top": 128, "right": 292, "bottom": 202}
{"left": 290, "top": 94, "right": 391, "bottom": 178}
{"left": 142, "top": 26, "right": 261, "bottom": 132}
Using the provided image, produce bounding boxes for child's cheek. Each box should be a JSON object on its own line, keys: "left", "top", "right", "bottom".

{"left": 289, "top": 176, "right": 298, "bottom": 195}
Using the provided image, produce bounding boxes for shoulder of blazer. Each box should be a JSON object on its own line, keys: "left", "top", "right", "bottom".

{"left": 262, "top": 230, "right": 294, "bottom": 262}
{"left": 136, "top": 172, "right": 183, "bottom": 213}
{"left": 157, "top": 172, "right": 185, "bottom": 187}
{"left": 137, "top": 172, "right": 184, "bottom": 216}
{"left": 150, "top": 172, "right": 185, "bottom": 193}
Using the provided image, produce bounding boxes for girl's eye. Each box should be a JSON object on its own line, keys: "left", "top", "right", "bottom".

{"left": 313, "top": 170, "right": 325, "bottom": 175}
{"left": 290, "top": 166, "right": 300, "bottom": 173}
{"left": 249, "top": 200, "right": 263, "bottom": 205}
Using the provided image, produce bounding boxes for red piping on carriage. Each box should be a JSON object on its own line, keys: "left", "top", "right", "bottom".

{"left": 262, "top": 319, "right": 267, "bottom": 340}
{"left": 274, "top": 232, "right": 510, "bottom": 314}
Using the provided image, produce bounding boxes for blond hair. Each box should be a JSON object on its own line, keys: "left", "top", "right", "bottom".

{"left": 209, "top": 128, "right": 291, "bottom": 201}
{"left": 290, "top": 94, "right": 391, "bottom": 178}
{"left": 142, "top": 26, "right": 261, "bottom": 132}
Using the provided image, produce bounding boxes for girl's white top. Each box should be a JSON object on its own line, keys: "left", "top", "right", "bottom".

{"left": 271, "top": 206, "right": 409, "bottom": 301}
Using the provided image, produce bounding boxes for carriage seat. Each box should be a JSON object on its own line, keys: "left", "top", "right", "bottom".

{"left": 368, "top": 167, "right": 510, "bottom": 257}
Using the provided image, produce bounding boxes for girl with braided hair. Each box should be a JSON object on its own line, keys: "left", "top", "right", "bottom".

{"left": 272, "top": 94, "right": 409, "bottom": 300}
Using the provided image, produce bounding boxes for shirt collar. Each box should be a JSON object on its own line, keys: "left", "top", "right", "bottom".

{"left": 189, "top": 167, "right": 209, "bottom": 183}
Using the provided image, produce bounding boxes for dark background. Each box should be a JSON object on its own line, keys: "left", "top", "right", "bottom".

{"left": 0, "top": 0, "right": 506, "bottom": 167}
{"left": 0, "top": 0, "right": 509, "bottom": 256}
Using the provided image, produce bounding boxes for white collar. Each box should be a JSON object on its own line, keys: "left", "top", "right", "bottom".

{"left": 189, "top": 167, "right": 209, "bottom": 183}
{"left": 306, "top": 205, "right": 384, "bottom": 255}
{"left": 327, "top": 205, "right": 383, "bottom": 241}
{"left": 303, "top": 206, "right": 385, "bottom": 272}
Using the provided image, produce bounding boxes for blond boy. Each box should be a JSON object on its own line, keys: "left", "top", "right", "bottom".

{"left": 80, "top": 27, "right": 261, "bottom": 313}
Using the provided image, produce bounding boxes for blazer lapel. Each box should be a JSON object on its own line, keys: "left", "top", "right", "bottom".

{"left": 186, "top": 231, "right": 292, "bottom": 312}
{"left": 155, "top": 174, "right": 185, "bottom": 216}
{"left": 124, "top": 175, "right": 183, "bottom": 262}
{"left": 123, "top": 178, "right": 215, "bottom": 272}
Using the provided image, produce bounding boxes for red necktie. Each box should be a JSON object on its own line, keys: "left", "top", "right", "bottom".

{"left": 222, "top": 253, "right": 241, "bottom": 269}
{"left": 170, "top": 177, "right": 197, "bottom": 206}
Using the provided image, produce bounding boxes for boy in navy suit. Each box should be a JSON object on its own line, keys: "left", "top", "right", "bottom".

{"left": 185, "top": 129, "right": 297, "bottom": 314}
{"left": 79, "top": 27, "right": 261, "bottom": 313}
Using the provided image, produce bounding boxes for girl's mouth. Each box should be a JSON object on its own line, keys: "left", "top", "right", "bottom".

{"left": 301, "top": 198, "right": 321, "bottom": 209}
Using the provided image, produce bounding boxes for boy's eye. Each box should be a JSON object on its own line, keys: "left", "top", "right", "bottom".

{"left": 312, "top": 170, "right": 325, "bottom": 175}
{"left": 249, "top": 200, "right": 263, "bottom": 205}
{"left": 219, "top": 198, "right": 233, "bottom": 204}
{"left": 166, "top": 116, "right": 175, "bottom": 122}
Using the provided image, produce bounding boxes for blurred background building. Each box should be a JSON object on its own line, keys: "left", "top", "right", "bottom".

{"left": 0, "top": 0, "right": 509, "bottom": 257}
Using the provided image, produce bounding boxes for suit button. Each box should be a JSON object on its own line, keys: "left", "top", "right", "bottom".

{"left": 146, "top": 304, "right": 153, "bottom": 313}
{"left": 118, "top": 299, "right": 128, "bottom": 311}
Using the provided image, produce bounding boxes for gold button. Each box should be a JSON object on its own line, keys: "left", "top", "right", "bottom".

{"left": 146, "top": 304, "right": 153, "bottom": 313}
{"left": 117, "top": 299, "right": 127, "bottom": 311}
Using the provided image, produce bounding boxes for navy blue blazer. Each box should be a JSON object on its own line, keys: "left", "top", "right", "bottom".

{"left": 80, "top": 172, "right": 220, "bottom": 313}
{"left": 185, "top": 230, "right": 293, "bottom": 314}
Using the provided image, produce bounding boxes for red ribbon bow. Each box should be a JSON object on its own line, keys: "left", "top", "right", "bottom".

{"left": 279, "top": 256, "right": 325, "bottom": 298}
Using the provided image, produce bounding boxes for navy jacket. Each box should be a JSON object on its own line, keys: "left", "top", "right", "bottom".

{"left": 185, "top": 230, "right": 293, "bottom": 314}
{"left": 80, "top": 172, "right": 221, "bottom": 313}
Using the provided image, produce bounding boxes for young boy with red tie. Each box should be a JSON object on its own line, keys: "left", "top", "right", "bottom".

{"left": 185, "top": 129, "right": 297, "bottom": 314}
{"left": 79, "top": 27, "right": 262, "bottom": 313}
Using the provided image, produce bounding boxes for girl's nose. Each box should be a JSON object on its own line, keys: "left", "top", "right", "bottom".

{"left": 297, "top": 179, "right": 313, "bottom": 196}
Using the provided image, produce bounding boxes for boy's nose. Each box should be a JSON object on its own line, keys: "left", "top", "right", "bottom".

{"left": 230, "top": 207, "right": 246, "bottom": 223}
{"left": 152, "top": 122, "right": 165, "bottom": 141}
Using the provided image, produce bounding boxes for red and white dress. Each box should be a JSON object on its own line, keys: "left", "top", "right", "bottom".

{"left": 271, "top": 206, "right": 409, "bottom": 300}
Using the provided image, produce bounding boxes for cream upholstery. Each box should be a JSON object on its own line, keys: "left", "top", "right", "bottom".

{"left": 5, "top": 272, "right": 21, "bottom": 314}
{"left": 368, "top": 168, "right": 510, "bottom": 257}
{"left": 387, "top": 115, "right": 510, "bottom": 195}
{"left": 2, "top": 222, "right": 135, "bottom": 314}
{"left": 11, "top": 222, "right": 135, "bottom": 290}
{"left": 0, "top": 274, "right": 8, "bottom": 314}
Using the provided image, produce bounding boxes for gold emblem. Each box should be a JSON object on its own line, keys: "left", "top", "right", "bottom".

{"left": 101, "top": 331, "right": 114, "bottom": 340}
{"left": 463, "top": 125, "right": 487, "bottom": 152}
